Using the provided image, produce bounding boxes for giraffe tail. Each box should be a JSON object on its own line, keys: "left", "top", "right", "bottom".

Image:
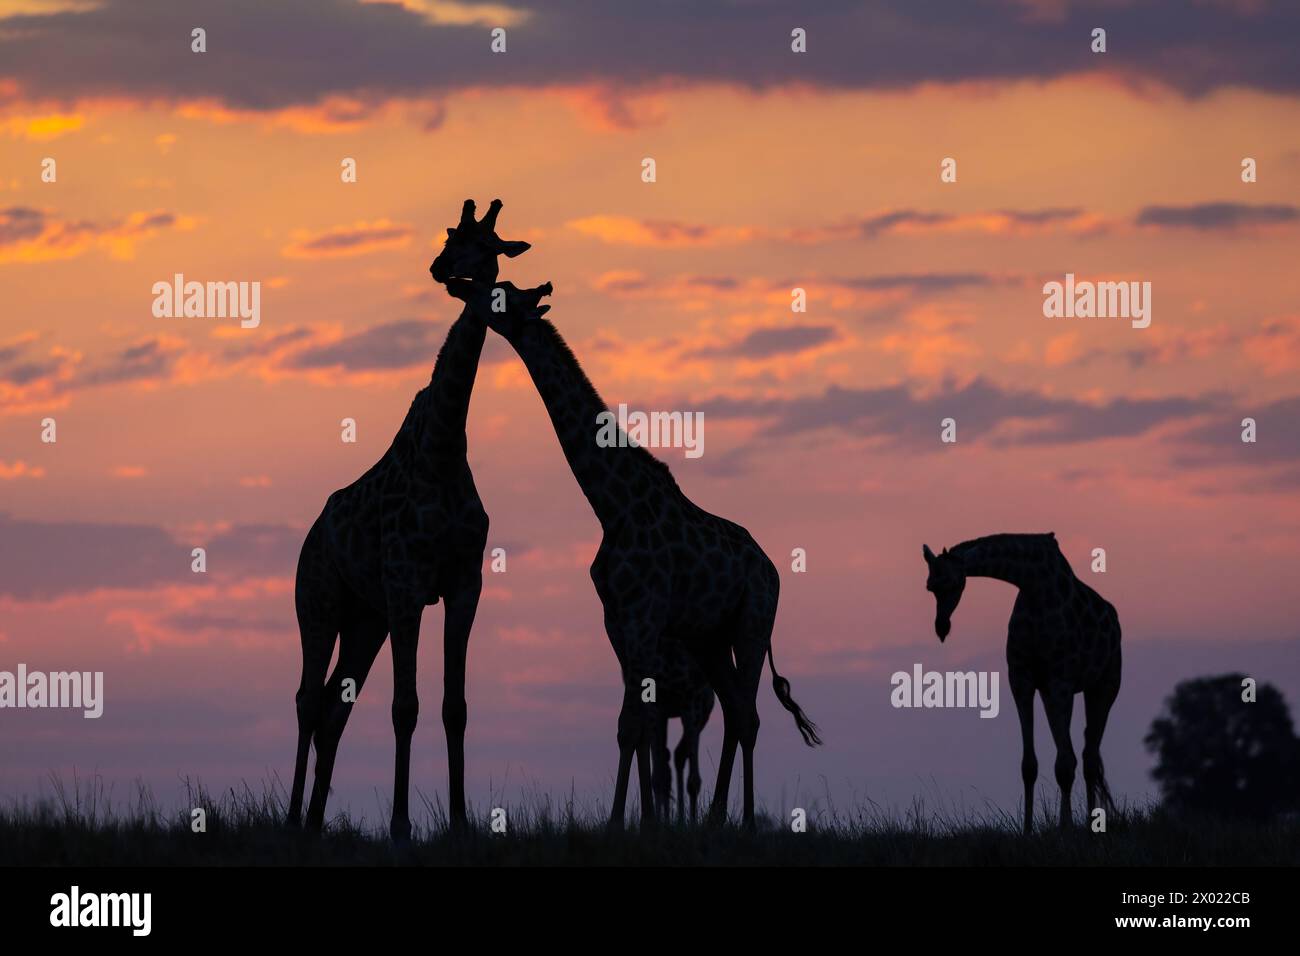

{"left": 767, "top": 648, "right": 822, "bottom": 746}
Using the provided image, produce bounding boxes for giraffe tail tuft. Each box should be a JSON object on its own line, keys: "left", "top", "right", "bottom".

{"left": 767, "top": 648, "right": 822, "bottom": 747}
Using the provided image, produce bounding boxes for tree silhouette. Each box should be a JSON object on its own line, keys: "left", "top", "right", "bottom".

{"left": 1145, "top": 673, "right": 1300, "bottom": 820}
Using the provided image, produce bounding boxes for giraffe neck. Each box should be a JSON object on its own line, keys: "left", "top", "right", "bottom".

{"left": 951, "top": 534, "right": 1065, "bottom": 591}
{"left": 505, "top": 318, "right": 671, "bottom": 528}
{"left": 415, "top": 305, "right": 486, "bottom": 460}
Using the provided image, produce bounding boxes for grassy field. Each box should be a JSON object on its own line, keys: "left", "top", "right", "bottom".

{"left": 2, "top": 774, "right": 1297, "bottom": 866}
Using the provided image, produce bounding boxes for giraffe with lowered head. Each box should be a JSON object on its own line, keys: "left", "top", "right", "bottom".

{"left": 922, "top": 533, "right": 1122, "bottom": 833}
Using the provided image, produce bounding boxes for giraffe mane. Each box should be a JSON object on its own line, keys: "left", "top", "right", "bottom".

{"left": 533, "top": 318, "right": 679, "bottom": 486}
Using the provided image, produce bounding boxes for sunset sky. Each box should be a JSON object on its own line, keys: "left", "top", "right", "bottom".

{"left": 2, "top": 0, "right": 1299, "bottom": 826}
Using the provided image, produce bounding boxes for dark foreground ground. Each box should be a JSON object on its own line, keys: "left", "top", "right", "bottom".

{"left": 3, "top": 776, "right": 1297, "bottom": 865}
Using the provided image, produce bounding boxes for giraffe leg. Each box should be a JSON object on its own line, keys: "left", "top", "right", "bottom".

{"left": 696, "top": 642, "right": 743, "bottom": 826}
{"left": 441, "top": 576, "right": 481, "bottom": 831}
{"left": 687, "top": 693, "right": 712, "bottom": 823}
{"left": 1011, "top": 676, "right": 1037, "bottom": 835}
{"left": 673, "top": 731, "right": 689, "bottom": 824}
{"left": 1083, "top": 679, "right": 1119, "bottom": 820}
{"left": 303, "top": 611, "right": 387, "bottom": 832}
{"left": 652, "top": 716, "right": 671, "bottom": 821}
{"left": 1041, "top": 685, "right": 1077, "bottom": 830}
{"left": 388, "top": 608, "right": 424, "bottom": 845}
{"left": 730, "top": 587, "right": 775, "bottom": 831}
{"left": 288, "top": 526, "right": 340, "bottom": 829}
{"left": 635, "top": 706, "right": 658, "bottom": 831}
{"left": 607, "top": 680, "right": 640, "bottom": 832}
{"left": 288, "top": 617, "right": 335, "bottom": 828}
{"left": 736, "top": 654, "right": 765, "bottom": 832}
{"left": 603, "top": 613, "right": 665, "bottom": 832}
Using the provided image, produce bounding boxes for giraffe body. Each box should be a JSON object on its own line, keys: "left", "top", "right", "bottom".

{"left": 289, "top": 315, "right": 489, "bottom": 841}
{"left": 923, "top": 533, "right": 1121, "bottom": 833}
{"left": 443, "top": 279, "right": 820, "bottom": 830}
{"left": 287, "top": 200, "right": 530, "bottom": 840}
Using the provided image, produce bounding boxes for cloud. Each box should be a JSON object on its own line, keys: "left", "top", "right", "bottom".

{"left": 0, "top": 514, "right": 302, "bottom": 600}
{"left": 1241, "top": 317, "right": 1300, "bottom": 374}
{"left": 825, "top": 273, "right": 1014, "bottom": 294}
{"left": 284, "top": 318, "right": 445, "bottom": 371}
{"left": 688, "top": 324, "right": 841, "bottom": 360}
{"left": 77, "top": 336, "right": 187, "bottom": 388}
{"left": 698, "top": 377, "right": 1217, "bottom": 450}
{"left": 573, "top": 208, "right": 1108, "bottom": 250}
{"left": 281, "top": 219, "right": 414, "bottom": 259}
{"left": 805, "top": 207, "right": 1110, "bottom": 242}
{"left": 567, "top": 215, "right": 757, "bottom": 248}
{"left": 0, "top": 0, "right": 1295, "bottom": 124}
{"left": 1, "top": 317, "right": 464, "bottom": 415}
{"left": 357, "top": 0, "right": 532, "bottom": 28}
{"left": 0, "top": 334, "right": 77, "bottom": 413}
{"left": 0, "top": 111, "right": 84, "bottom": 140}
{"left": 0, "top": 206, "right": 193, "bottom": 263}
{"left": 1176, "top": 394, "right": 1300, "bottom": 468}
{"left": 0, "top": 460, "right": 45, "bottom": 479}
{"left": 1134, "top": 202, "right": 1300, "bottom": 232}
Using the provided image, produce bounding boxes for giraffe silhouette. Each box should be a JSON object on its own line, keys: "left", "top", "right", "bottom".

{"left": 286, "top": 200, "right": 530, "bottom": 841}
{"left": 443, "top": 278, "right": 821, "bottom": 831}
{"left": 649, "top": 642, "right": 714, "bottom": 823}
{"left": 922, "top": 533, "right": 1122, "bottom": 833}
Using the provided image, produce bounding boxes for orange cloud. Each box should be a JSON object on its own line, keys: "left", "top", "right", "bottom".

{"left": 874, "top": 305, "right": 983, "bottom": 377}
{"left": 175, "top": 96, "right": 393, "bottom": 135}
{"left": 0, "top": 206, "right": 195, "bottom": 263}
{"left": 791, "top": 208, "right": 1112, "bottom": 243}
{"left": 568, "top": 215, "right": 760, "bottom": 247}
{"left": 0, "top": 460, "right": 45, "bottom": 479}
{"left": 557, "top": 85, "right": 670, "bottom": 131}
{"left": 0, "top": 111, "right": 85, "bottom": 141}
{"left": 281, "top": 219, "right": 415, "bottom": 259}
{"left": 358, "top": 0, "right": 532, "bottom": 28}
{"left": 1242, "top": 316, "right": 1300, "bottom": 374}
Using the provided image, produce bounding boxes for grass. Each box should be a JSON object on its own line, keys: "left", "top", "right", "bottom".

{"left": 2, "top": 773, "right": 1297, "bottom": 866}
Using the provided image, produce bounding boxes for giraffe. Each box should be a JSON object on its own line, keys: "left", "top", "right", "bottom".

{"left": 286, "top": 199, "right": 530, "bottom": 841}
{"left": 921, "top": 533, "right": 1122, "bottom": 834}
{"left": 443, "top": 278, "right": 821, "bottom": 831}
{"left": 649, "top": 643, "right": 714, "bottom": 823}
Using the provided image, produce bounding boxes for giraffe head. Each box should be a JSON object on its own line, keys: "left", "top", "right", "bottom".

{"left": 429, "top": 199, "right": 530, "bottom": 284}
{"left": 444, "top": 278, "right": 553, "bottom": 338}
{"left": 922, "top": 544, "right": 965, "bottom": 642}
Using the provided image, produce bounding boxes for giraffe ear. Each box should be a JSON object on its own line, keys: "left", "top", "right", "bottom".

{"left": 923, "top": 544, "right": 936, "bottom": 565}
{"left": 497, "top": 239, "right": 530, "bottom": 258}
